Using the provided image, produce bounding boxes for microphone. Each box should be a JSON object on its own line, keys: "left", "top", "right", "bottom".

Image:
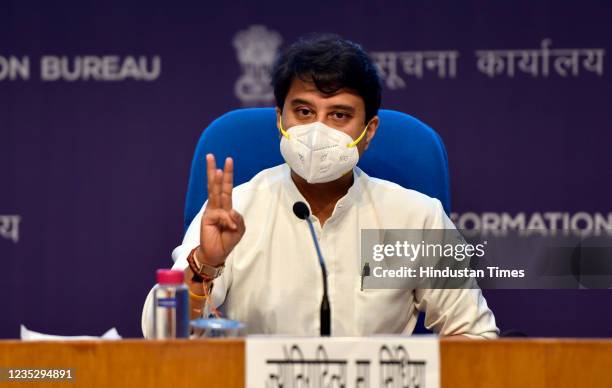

{"left": 292, "top": 201, "right": 331, "bottom": 336}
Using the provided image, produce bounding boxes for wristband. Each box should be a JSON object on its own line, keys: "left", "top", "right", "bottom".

{"left": 187, "top": 246, "right": 224, "bottom": 283}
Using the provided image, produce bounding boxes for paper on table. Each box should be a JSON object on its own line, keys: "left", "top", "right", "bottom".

{"left": 20, "top": 325, "right": 122, "bottom": 341}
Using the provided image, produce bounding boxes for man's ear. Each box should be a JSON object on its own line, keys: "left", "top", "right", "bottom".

{"left": 364, "top": 115, "right": 380, "bottom": 151}
{"left": 275, "top": 107, "right": 282, "bottom": 130}
{"left": 275, "top": 107, "right": 283, "bottom": 139}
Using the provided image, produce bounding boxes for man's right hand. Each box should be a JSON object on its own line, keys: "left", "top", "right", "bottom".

{"left": 197, "top": 154, "right": 246, "bottom": 267}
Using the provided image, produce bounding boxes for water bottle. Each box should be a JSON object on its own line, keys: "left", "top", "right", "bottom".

{"left": 153, "top": 269, "right": 189, "bottom": 339}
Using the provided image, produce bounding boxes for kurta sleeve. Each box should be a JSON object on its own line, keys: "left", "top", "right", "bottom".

{"left": 414, "top": 199, "right": 499, "bottom": 339}
{"left": 141, "top": 201, "right": 232, "bottom": 338}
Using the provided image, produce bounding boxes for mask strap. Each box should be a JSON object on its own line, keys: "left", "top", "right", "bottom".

{"left": 278, "top": 119, "right": 290, "bottom": 139}
{"left": 347, "top": 123, "right": 370, "bottom": 148}
{"left": 281, "top": 119, "right": 369, "bottom": 145}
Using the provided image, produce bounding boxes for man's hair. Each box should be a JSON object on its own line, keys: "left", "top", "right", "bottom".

{"left": 271, "top": 33, "right": 382, "bottom": 123}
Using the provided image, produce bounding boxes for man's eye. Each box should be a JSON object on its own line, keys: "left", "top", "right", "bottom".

{"left": 297, "top": 109, "right": 312, "bottom": 117}
{"left": 332, "top": 112, "right": 350, "bottom": 120}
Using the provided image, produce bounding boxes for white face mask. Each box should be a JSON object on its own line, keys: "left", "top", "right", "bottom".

{"left": 278, "top": 119, "right": 369, "bottom": 184}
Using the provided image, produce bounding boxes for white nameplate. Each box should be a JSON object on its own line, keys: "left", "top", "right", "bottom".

{"left": 246, "top": 336, "right": 439, "bottom": 388}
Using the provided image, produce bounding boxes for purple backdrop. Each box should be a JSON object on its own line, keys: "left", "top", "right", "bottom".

{"left": 1, "top": 0, "right": 611, "bottom": 338}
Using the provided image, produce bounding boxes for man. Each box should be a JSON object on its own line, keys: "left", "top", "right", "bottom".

{"left": 142, "top": 34, "right": 498, "bottom": 338}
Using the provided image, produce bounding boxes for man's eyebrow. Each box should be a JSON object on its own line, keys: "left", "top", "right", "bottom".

{"left": 328, "top": 104, "right": 356, "bottom": 113}
{"left": 289, "top": 98, "right": 314, "bottom": 107}
{"left": 289, "top": 99, "right": 356, "bottom": 114}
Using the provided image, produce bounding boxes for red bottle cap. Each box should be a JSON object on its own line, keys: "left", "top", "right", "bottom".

{"left": 156, "top": 269, "right": 184, "bottom": 285}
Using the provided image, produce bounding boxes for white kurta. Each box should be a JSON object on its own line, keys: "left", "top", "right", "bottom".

{"left": 142, "top": 164, "right": 498, "bottom": 338}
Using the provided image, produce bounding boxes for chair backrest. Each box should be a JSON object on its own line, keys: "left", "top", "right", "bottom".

{"left": 184, "top": 107, "right": 451, "bottom": 232}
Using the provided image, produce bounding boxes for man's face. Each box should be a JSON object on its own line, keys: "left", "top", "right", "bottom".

{"left": 276, "top": 77, "right": 379, "bottom": 156}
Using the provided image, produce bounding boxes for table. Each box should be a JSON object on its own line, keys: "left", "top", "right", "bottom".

{"left": 1, "top": 338, "right": 611, "bottom": 387}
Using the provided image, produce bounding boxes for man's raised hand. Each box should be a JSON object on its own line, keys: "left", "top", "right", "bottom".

{"left": 197, "top": 154, "right": 245, "bottom": 267}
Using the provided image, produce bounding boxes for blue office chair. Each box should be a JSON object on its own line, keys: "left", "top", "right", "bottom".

{"left": 184, "top": 107, "right": 450, "bottom": 229}
{"left": 183, "top": 107, "right": 451, "bottom": 334}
